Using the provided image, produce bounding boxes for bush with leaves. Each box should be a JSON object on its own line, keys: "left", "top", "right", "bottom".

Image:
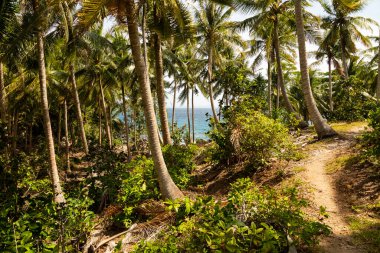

{"left": 0, "top": 152, "right": 95, "bottom": 252}
{"left": 363, "top": 107, "right": 380, "bottom": 156}
{"left": 209, "top": 99, "right": 296, "bottom": 166}
{"left": 135, "top": 178, "right": 330, "bottom": 252}
{"left": 328, "top": 76, "right": 375, "bottom": 122}
{"left": 163, "top": 144, "right": 197, "bottom": 189}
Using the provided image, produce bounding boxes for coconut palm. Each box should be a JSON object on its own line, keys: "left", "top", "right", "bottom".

{"left": 80, "top": 0, "right": 183, "bottom": 199}
{"left": 195, "top": 1, "right": 243, "bottom": 124}
{"left": 319, "top": 0, "right": 377, "bottom": 78}
{"left": 0, "top": 0, "right": 18, "bottom": 123}
{"left": 294, "top": 0, "right": 336, "bottom": 139}
{"left": 148, "top": 0, "right": 193, "bottom": 145}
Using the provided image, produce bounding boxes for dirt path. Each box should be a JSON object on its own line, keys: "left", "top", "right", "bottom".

{"left": 295, "top": 126, "right": 367, "bottom": 252}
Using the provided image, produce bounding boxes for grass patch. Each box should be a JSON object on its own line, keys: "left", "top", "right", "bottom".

{"left": 331, "top": 121, "right": 367, "bottom": 133}
{"left": 325, "top": 154, "right": 353, "bottom": 174}
{"left": 348, "top": 216, "right": 380, "bottom": 253}
{"left": 292, "top": 166, "right": 306, "bottom": 173}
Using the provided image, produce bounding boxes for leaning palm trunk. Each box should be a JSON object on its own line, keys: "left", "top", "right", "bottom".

{"left": 171, "top": 79, "right": 177, "bottom": 132}
{"left": 192, "top": 86, "right": 195, "bottom": 143}
{"left": 0, "top": 61, "right": 6, "bottom": 123}
{"left": 69, "top": 65, "right": 89, "bottom": 154}
{"left": 36, "top": 29, "right": 65, "bottom": 204}
{"left": 207, "top": 46, "right": 219, "bottom": 124}
{"left": 187, "top": 86, "right": 191, "bottom": 143}
{"left": 267, "top": 58, "right": 272, "bottom": 115}
{"left": 99, "top": 79, "right": 112, "bottom": 148}
{"left": 64, "top": 100, "right": 70, "bottom": 172}
{"left": 154, "top": 34, "right": 172, "bottom": 145}
{"left": 273, "top": 20, "right": 298, "bottom": 117}
{"left": 121, "top": 84, "right": 131, "bottom": 161}
{"left": 294, "top": 0, "right": 336, "bottom": 139}
{"left": 125, "top": 0, "right": 183, "bottom": 200}
{"left": 376, "top": 30, "right": 380, "bottom": 99}
{"left": 328, "top": 57, "right": 333, "bottom": 111}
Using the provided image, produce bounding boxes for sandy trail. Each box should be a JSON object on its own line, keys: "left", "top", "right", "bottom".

{"left": 296, "top": 127, "right": 367, "bottom": 252}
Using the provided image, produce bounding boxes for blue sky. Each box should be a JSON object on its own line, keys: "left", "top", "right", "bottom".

{"left": 166, "top": 0, "right": 380, "bottom": 108}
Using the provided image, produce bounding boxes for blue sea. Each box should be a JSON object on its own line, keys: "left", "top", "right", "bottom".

{"left": 167, "top": 108, "right": 213, "bottom": 140}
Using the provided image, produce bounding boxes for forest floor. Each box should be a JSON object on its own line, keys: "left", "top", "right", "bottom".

{"left": 81, "top": 122, "right": 380, "bottom": 252}
{"left": 288, "top": 122, "right": 379, "bottom": 253}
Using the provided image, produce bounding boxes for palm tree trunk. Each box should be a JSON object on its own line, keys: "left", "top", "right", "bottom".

{"left": 109, "top": 106, "right": 113, "bottom": 145}
{"left": 125, "top": 0, "right": 183, "bottom": 200}
{"left": 64, "top": 100, "right": 70, "bottom": 172}
{"left": 328, "top": 57, "right": 333, "bottom": 111}
{"left": 0, "top": 61, "right": 6, "bottom": 123}
{"left": 267, "top": 58, "right": 272, "bottom": 115}
{"left": 187, "top": 86, "right": 191, "bottom": 143}
{"left": 171, "top": 79, "right": 177, "bottom": 132}
{"left": 36, "top": 29, "right": 65, "bottom": 204}
{"left": 121, "top": 84, "right": 131, "bottom": 161}
{"left": 192, "top": 85, "right": 195, "bottom": 143}
{"left": 153, "top": 34, "right": 172, "bottom": 145}
{"left": 133, "top": 110, "right": 137, "bottom": 150}
{"left": 57, "top": 107, "right": 62, "bottom": 153}
{"left": 273, "top": 18, "right": 297, "bottom": 115}
{"left": 207, "top": 45, "right": 219, "bottom": 124}
{"left": 98, "top": 99, "right": 102, "bottom": 146}
{"left": 340, "top": 35, "right": 349, "bottom": 79}
{"left": 376, "top": 30, "right": 380, "bottom": 99}
{"left": 99, "top": 78, "right": 112, "bottom": 148}
{"left": 69, "top": 65, "right": 89, "bottom": 154}
{"left": 11, "top": 110, "right": 18, "bottom": 154}
{"left": 294, "top": 0, "right": 336, "bottom": 139}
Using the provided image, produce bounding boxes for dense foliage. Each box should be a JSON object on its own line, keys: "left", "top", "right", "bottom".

{"left": 135, "top": 178, "right": 330, "bottom": 252}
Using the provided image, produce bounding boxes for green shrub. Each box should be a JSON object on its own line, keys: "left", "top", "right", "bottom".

{"left": 134, "top": 178, "right": 330, "bottom": 252}
{"left": 163, "top": 144, "right": 197, "bottom": 189}
{"left": 363, "top": 107, "right": 380, "bottom": 156}
{"left": 209, "top": 103, "right": 296, "bottom": 166}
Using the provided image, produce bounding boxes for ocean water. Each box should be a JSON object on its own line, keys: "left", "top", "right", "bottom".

{"left": 167, "top": 108, "right": 213, "bottom": 140}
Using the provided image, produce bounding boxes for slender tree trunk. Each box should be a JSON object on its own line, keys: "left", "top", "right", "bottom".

{"left": 36, "top": 28, "right": 65, "bottom": 204}
{"left": 28, "top": 123, "right": 32, "bottom": 152}
{"left": 121, "top": 84, "right": 131, "bottom": 160}
{"left": 267, "top": 58, "right": 272, "bottom": 115}
{"left": 207, "top": 45, "right": 219, "bottom": 124}
{"left": 294, "top": 0, "right": 336, "bottom": 139}
{"left": 109, "top": 106, "right": 113, "bottom": 145}
{"left": 171, "top": 79, "right": 177, "bottom": 132}
{"left": 126, "top": 0, "right": 183, "bottom": 199}
{"left": 187, "top": 86, "right": 191, "bottom": 143}
{"left": 273, "top": 18, "right": 297, "bottom": 115}
{"left": 192, "top": 85, "right": 195, "bottom": 143}
{"left": 99, "top": 79, "right": 112, "bottom": 148}
{"left": 328, "top": 57, "right": 333, "bottom": 111}
{"left": 153, "top": 34, "right": 172, "bottom": 145}
{"left": 57, "top": 107, "right": 62, "bottom": 153}
{"left": 376, "top": 30, "right": 380, "bottom": 99}
{"left": 69, "top": 65, "right": 89, "bottom": 154}
{"left": 133, "top": 110, "right": 137, "bottom": 150}
{"left": 340, "top": 35, "right": 349, "bottom": 79}
{"left": 0, "top": 61, "right": 6, "bottom": 123}
{"left": 11, "top": 110, "right": 18, "bottom": 154}
{"left": 98, "top": 99, "right": 102, "bottom": 146}
{"left": 64, "top": 100, "right": 70, "bottom": 172}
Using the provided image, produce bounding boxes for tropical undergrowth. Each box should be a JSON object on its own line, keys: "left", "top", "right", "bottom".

{"left": 134, "top": 178, "right": 330, "bottom": 252}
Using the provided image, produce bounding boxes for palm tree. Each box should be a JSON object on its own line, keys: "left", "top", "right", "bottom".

{"left": 294, "top": 0, "right": 336, "bottom": 139}
{"left": 195, "top": 1, "right": 243, "bottom": 124}
{"left": 377, "top": 30, "right": 380, "bottom": 99}
{"left": 79, "top": 0, "right": 184, "bottom": 199}
{"left": 315, "top": 41, "right": 341, "bottom": 111}
{"left": 149, "top": 0, "right": 193, "bottom": 145}
{"left": 31, "top": 0, "right": 65, "bottom": 204}
{"left": 319, "top": 0, "right": 376, "bottom": 79}
{"left": 0, "top": 0, "right": 18, "bottom": 124}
